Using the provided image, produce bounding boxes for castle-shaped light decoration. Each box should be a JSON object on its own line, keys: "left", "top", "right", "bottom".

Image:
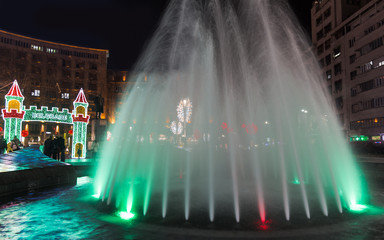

{"left": 2, "top": 81, "right": 90, "bottom": 159}
{"left": 71, "top": 88, "right": 90, "bottom": 158}
{"left": 2, "top": 80, "right": 25, "bottom": 143}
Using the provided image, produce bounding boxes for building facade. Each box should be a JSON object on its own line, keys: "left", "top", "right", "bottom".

{"left": 0, "top": 29, "right": 108, "bottom": 146}
{"left": 106, "top": 70, "right": 147, "bottom": 125}
{"left": 311, "top": 0, "right": 384, "bottom": 141}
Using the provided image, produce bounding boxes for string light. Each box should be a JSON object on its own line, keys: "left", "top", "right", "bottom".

{"left": 170, "top": 121, "right": 183, "bottom": 135}
{"left": 2, "top": 80, "right": 25, "bottom": 143}
{"left": 171, "top": 98, "right": 192, "bottom": 136}
{"left": 71, "top": 89, "right": 89, "bottom": 159}
{"left": 177, "top": 98, "right": 192, "bottom": 123}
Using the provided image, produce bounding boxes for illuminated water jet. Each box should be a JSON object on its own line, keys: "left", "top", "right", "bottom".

{"left": 94, "top": 0, "right": 368, "bottom": 224}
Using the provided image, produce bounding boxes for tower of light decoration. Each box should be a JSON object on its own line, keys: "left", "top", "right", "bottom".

{"left": 71, "top": 88, "right": 90, "bottom": 158}
{"left": 2, "top": 80, "right": 25, "bottom": 143}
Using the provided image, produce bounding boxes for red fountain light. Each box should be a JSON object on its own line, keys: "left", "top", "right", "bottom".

{"left": 255, "top": 219, "right": 272, "bottom": 231}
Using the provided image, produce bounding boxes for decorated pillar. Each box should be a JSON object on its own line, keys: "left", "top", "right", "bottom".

{"left": 2, "top": 80, "right": 25, "bottom": 143}
{"left": 71, "top": 88, "right": 90, "bottom": 158}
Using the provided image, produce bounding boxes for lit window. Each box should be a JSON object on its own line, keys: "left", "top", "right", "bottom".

{"left": 31, "top": 44, "right": 43, "bottom": 51}
{"left": 46, "top": 48, "right": 57, "bottom": 53}
{"left": 31, "top": 90, "right": 40, "bottom": 96}
{"left": 61, "top": 93, "right": 69, "bottom": 99}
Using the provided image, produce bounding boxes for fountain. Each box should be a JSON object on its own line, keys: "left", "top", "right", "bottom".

{"left": 94, "top": 0, "right": 368, "bottom": 226}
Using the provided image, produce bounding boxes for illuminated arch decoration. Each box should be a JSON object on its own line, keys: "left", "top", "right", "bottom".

{"left": 1, "top": 81, "right": 90, "bottom": 159}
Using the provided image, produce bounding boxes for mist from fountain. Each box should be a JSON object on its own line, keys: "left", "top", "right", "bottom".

{"left": 94, "top": 0, "right": 367, "bottom": 224}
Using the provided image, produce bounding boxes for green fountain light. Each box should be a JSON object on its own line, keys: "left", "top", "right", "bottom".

{"left": 348, "top": 203, "right": 368, "bottom": 212}
{"left": 291, "top": 179, "right": 300, "bottom": 185}
{"left": 92, "top": 187, "right": 101, "bottom": 199}
{"left": 117, "top": 211, "right": 135, "bottom": 220}
{"left": 92, "top": 193, "right": 100, "bottom": 199}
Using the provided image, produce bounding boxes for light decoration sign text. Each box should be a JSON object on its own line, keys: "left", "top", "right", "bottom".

{"left": 23, "top": 106, "right": 72, "bottom": 124}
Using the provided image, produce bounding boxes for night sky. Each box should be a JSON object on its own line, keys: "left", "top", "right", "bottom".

{"left": 0, "top": 0, "right": 312, "bottom": 70}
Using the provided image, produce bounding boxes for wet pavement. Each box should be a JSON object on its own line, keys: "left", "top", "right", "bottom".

{"left": 0, "top": 146, "right": 70, "bottom": 173}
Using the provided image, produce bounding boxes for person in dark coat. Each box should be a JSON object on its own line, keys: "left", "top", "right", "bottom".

{"left": 56, "top": 136, "right": 66, "bottom": 162}
{"left": 52, "top": 136, "right": 59, "bottom": 160}
{"left": 44, "top": 136, "right": 53, "bottom": 157}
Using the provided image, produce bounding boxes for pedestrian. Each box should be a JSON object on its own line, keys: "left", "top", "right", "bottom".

{"left": 52, "top": 136, "right": 59, "bottom": 160}
{"left": 77, "top": 147, "right": 82, "bottom": 159}
{"left": 44, "top": 136, "right": 53, "bottom": 157}
{"left": 56, "top": 136, "right": 65, "bottom": 162}
{"left": 0, "top": 136, "right": 6, "bottom": 154}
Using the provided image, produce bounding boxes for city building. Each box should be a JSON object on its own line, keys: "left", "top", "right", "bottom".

{"left": 311, "top": 0, "right": 384, "bottom": 141}
{"left": 0, "top": 29, "right": 108, "bottom": 147}
{"left": 106, "top": 70, "right": 148, "bottom": 125}
{"left": 106, "top": 70, "right": 129, "bottom": 125}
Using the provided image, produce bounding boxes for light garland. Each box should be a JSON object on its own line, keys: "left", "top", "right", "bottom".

{"left": 177, "top": 103, "right": 185, "bottom": 123}
{"left": 2, "top": 81, "right": 25, "bottom": 143}
{"left": 171, "top": 98, "right": 192, "bottom": 137}
{"left": 177, "top": 98, "right": 192, "bottom": 123}
{"left": 170, "top": 121, "right": 183, "bottom": 135}
{"left": 3, "top": 117, "right": 23, "bottom": 143}
{"left": 71, "top": 89, "right": 89, "bottom": 158}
